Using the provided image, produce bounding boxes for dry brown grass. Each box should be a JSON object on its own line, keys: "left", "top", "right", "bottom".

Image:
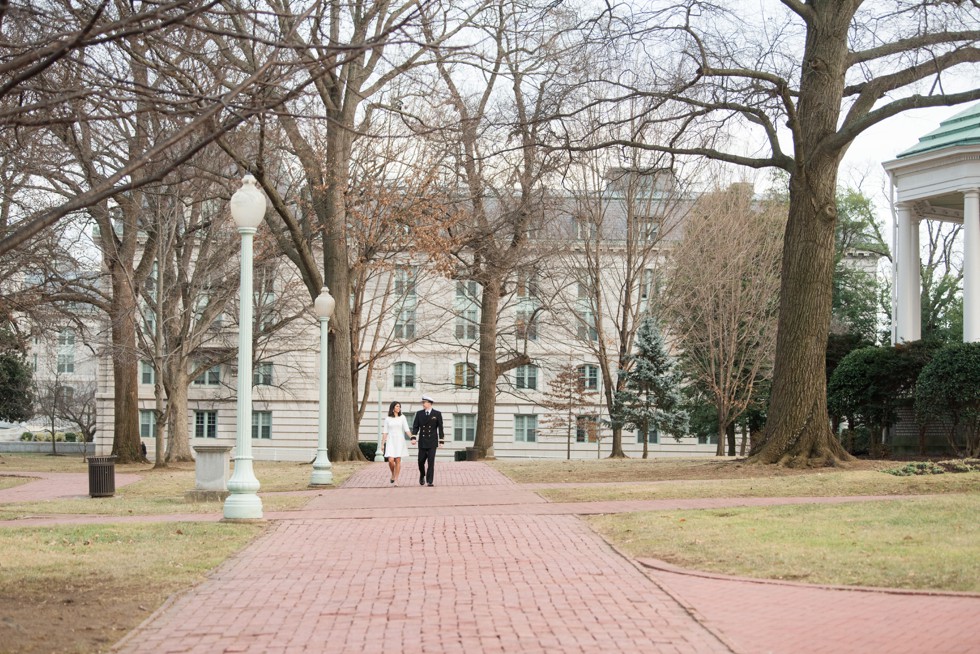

{"left": 0, "top": 521, "right": 262, "bottom": 653}
{"left": 589, "top": 494, "right": 980, "bottom": 592}
{"left": 489, "top": 456, "right": 892, "bottom": 484}
{"left": 0, "top": 454, "right": 369, "bottom": 653}
{"left": 0, "top": 457, "right": 366, "bottom": 520}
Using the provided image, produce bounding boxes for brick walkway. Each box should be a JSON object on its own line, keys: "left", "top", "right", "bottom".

{"left": 4, "top": 461, "right": 979, "bottom": 653}
{"left": 0, "top": 470, "right": 142, "bottom": 503}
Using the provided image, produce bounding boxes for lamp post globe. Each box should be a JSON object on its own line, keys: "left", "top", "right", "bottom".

{"left": 230, "top": 175, "right": 266, "bottom": 229}
{"left": 311, "top": 286, "right": 336, "bottom": 486}
{"left": 223, "top": 174, "right": 266, "bottom": 521}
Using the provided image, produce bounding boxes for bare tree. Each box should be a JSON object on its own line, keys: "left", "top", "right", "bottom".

{"left": 549, "top": 108, "right": 694, "bottom": 457}
{"left": 576, "top": 1, "right": 980, "bottom": 465}
{"left": 0, "top": 0, "right": 324, "bottom": 257}
{"left": 422, "top": 0, "right": 584, "bottom": 458}
{"left": 665, "top": 183, "right": 784, "bottom": 456}
{"left": 214, "top": 0, "right": 482, "bottom": 460}
{"left": 540, "top": 363, "right": 597, "bottom": 460}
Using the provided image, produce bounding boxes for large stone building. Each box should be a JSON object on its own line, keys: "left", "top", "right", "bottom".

{"left": 76, "top": 171, "right": 719, "bottom": 461}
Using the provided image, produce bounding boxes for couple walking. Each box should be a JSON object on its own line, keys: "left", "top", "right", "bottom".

{"left": 380, "top": 394, "right": 445, "bottom": 486}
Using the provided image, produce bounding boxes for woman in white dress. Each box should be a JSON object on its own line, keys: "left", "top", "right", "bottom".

{"left": 381, "top": 401, "right": 412, "bottom": 485}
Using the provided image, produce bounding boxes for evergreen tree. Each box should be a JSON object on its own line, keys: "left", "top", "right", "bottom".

{"left": 0, "top": 328, "right": 33, "bottom": 423}
{"left": 614, "top": 317, "right": 687, "bottom": 458}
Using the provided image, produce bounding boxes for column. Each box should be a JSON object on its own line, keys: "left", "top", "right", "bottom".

{"left": 894, "top": 202, "right": 921, "bottom": 343}
{"left": 964, "top": 189, "right": 980, "bottom": 342}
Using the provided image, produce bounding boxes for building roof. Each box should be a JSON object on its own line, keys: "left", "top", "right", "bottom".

{"left": 897, "top": 102, "right": 980, "bottom": 158}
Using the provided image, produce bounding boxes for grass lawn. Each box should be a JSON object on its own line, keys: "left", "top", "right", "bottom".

{"left": 0, "top": 454, "right": 367, "bottom": 520}
{"left": 491, "top": 457, "right": 980, "bottom": 593}
{"left": 0, "top": 521, "right": 262, "bottom": 653}
{"left": 589, "top": 494, "right": 980, "bottom": 592}
{"left": 0, "top": 453, "right": 370, "bottom": 652}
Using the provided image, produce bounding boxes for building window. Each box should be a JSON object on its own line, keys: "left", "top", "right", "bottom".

{"left": 574, "top": 217, "right": 596, "bottom": 241}
{"left": 56, "top": 385, "right": 74, "bottom": 405}
{"left": 455, "top": 308, "right": 478, "bottom": 340}
{"left": 637, "top": 216, "right": 660, "bottom": 241}
{"left": 57, "top": 353, "right": 75, "bottom": 374}
{"left": 255, "top": 289, "right": 276, "bottom": 331}
{"left": 140, "top": 410, "right": 156, "bottom": 438}
{"left": 141, "top": 361, "right": 155, "bottom": 385}
{"left": 58, "top": 329, "right": 75, "bottom": 348}
{"left": 516, "top": 271, "right": 538, "bottom": 299}
{"left": 453, "top": 414, "right": 476, "bottom": 442}
{"left": 394, "top": 362, "right": 416, "bottom": 389}
{"left": 252, "top": 411, "right": 272, "bottom": 439}
{"left": 395, "top": 265, "right": 417, "bottom": 297}
{"left": 193, "top": 365, "right": 221, "bottom": 386}
{"left": 454, "top": 362, "right": 478, "bottom": 389}
{"left": 578, "top": 364, "right": 599, "bottom": 391}
{"left": 143, "top": 307, "right": 156, "bottom": 335}
{"left": 640, "top": 269, "right": 656, "bottom": 301}
{"left": 514, "top": 414, "right": 538, "bottom": 442}
{"left": 637, "top": 427, "right": 659, "bottom": 444}
{"left": 576, "top": 309, "right": 598, "bottom": 342}
{"left": 395, "top": 307, "right": 416, "bottom": 339}
{"left": 254, "top": 362, "right": 273, "bottom": 386}
{"left": 515, "top": 365, "right": 538, "bottom": 390}
{"left": 576, "top": 414, "right": 599, "bottom": 442}
{"left": 456, "top": 280, "right": 479, "bottom": 299}
{"left": 516, "top": 309, "right": 538, "bottom": 341}
{"left": 57, "top": 329, "right": 75, "bottom": 374}
{"left": 194, "top": 410, "right": 217, "bottom": 438}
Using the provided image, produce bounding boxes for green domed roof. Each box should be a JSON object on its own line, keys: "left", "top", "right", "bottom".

{"left": 898, "top": 102, "right": 980, "bottom": 158}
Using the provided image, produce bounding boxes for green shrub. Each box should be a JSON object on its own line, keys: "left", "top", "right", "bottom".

{"left": 883, "top": 459, "right": 980, "bottom": 476}
{"left": 915, "top": 343, "right": 980, "bottom": 457}
{"left": 454, "top": 449, "right": 467, "bottom": 461}
{"left": 20, "top": 431, "right": 33, "bottom": 441}
{"left": 358, "top": 441, "right": 378, "bottom": 460}
{"left": 64, "top": 432, "right": 77, "bottom": 442}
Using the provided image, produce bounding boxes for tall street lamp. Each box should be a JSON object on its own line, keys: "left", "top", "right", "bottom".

{"left": 374, "top": 375, "right": 385, "bottom": 462}
{"left": 310, "top": 286, "right": 336, "bottom": 486}
{"left": 224, "top": 175, "right": 265, "bottom": 521}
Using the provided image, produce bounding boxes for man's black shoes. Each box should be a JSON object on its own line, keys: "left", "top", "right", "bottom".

{"left": 419, "top": 474, "right": 425, "bottom": 486}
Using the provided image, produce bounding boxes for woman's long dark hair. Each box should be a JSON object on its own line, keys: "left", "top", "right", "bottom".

{"left": 388, "top": 401, "right": 402, "bottom": 417}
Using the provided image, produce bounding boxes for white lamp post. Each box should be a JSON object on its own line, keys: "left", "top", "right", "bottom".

{"left": 310, "top": 286, "right": 336, "bottom": 486}
{"left": 223, "top": 175, "right": 265, "bottom": 521}
{"left": 374, "top": 375, "right": 385, "bottom": 462}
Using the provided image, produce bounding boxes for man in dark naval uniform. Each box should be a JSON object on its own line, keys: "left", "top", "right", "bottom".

{"left": 411, "top": 394, "right": 444, "bottom": 486}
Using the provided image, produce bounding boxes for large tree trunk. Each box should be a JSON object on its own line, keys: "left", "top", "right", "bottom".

{"left": 473, "top": 280, "right": 501, "bottom": 458}
{"left": 749, "top": 7, "right": 855, "bottom": 467}
{"left": 109, "top": 271, "right": 142, "bottom": 463}
{"left": 323, "top": 148, "right": 362, "bottom": 462}
{"left": 164, "top": 367, "right": 193, "bottom": 462}
{"left": 602, "top": 367, "right": 627, "bottom": 458}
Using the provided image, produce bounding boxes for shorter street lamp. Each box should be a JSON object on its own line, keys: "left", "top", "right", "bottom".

{"left": 310, "top": 287, "right": 335, "bottom": 486}
{"left": 224, "top": 175, "right": 265, "bottom": 521}
{"left": 374, "top": 375, "right": 385, "bottom": 462}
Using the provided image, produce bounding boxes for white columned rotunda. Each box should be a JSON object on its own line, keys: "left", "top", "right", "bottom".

{"left": 883, "top": 103, "right": 980, "bottom": 344}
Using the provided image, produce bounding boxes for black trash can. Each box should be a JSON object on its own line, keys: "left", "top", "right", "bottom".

{"left": 88, "top": 456, "right": 117, "bottom": 498}
{"left": 465, "top": 447, "right": 480, "bottom": 461}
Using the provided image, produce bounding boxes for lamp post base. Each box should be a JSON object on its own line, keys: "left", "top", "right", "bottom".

{"left": 310, "top": 453, "right": 333, "bottom": 486}
{"left": 222, "top": 492, "right": 263, "bottom": 521}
